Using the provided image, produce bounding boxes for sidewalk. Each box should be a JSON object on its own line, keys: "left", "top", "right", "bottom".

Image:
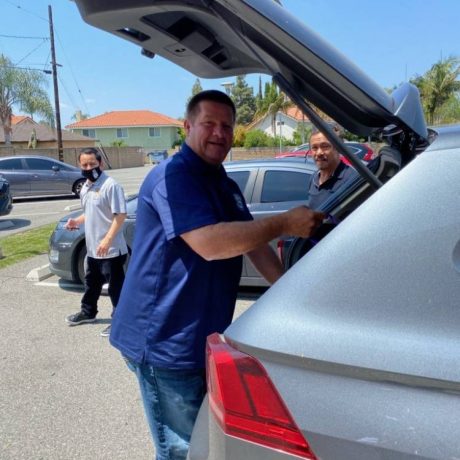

{"left": 0, "top": 255, "right": 152, "bottom": 459}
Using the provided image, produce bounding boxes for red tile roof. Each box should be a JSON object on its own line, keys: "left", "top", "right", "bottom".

{"left": 12, "top": 115, "right": 32, "bottom": 125}
{"left": 1, "top": 116, "right": 96, "bottom": 143}
{"left": 285, "top": 107, "right": 309, "bottom": 121}
{"left": 66, "top": 110, "right": 182, "bottom": 129}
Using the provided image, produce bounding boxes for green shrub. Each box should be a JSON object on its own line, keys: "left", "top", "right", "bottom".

{"left": 243, "top": 130, "right": 272, "bottom": 148}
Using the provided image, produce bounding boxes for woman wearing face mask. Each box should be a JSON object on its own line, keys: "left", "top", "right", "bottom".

{"left": 64, "top": 147, "right": 128, "bottom": 338}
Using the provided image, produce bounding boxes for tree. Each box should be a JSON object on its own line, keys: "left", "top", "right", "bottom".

{"left": 253, "top": 80, "right": 293, "bottom": 135}
{"left": 411, "top": 56, "right": 460, "bottom": 125}
{"left": 71, "top": 111, "right": 90, "bottom": 121}
{"left": 231, "top": 75, "right": 256, "bottom": 125}
{"left": 185, "top": 78, "right": 203, "bottom": 112}
{"left": 0, "top": 54, "right": 54, "bottom": 144}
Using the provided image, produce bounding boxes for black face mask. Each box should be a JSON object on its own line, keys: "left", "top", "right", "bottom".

{"left": 81, "top": 166, "right": 102, "bottom": 182}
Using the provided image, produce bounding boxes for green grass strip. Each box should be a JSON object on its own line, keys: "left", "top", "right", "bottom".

{"left": 0, "top": 223, "right": 56, "bottom": 270}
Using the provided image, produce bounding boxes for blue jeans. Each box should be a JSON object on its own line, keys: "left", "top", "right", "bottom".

{"left": 124, "top": 357, "right": 206, "bottom": 460}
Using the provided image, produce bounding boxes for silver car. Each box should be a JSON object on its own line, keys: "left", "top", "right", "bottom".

{"left": 74, "top": 1, "right": 459, "bottom": 459}
{"left": 48, "top": 158, "right": 317, "bottom": 287}
{"left": 0, "top": 155, "right": 85, "bottom": 198}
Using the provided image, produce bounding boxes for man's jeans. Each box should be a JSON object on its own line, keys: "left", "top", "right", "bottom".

{"left": 124, "top": 357, "right": 206, "bottom": 460}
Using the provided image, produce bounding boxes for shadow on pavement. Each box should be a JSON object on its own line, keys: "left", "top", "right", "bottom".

{"left": 0, "top": 218, "right": 31, "bottom": 232}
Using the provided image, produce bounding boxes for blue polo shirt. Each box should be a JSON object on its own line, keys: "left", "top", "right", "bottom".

{"left": 110, "top": 143, "right": 252, "bottom": 369}
{"left": 307, "top": 162, "right": 357, "bottom": 209}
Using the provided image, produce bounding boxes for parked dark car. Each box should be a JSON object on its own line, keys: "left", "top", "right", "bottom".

{"left": 0, "top": 175, "right": 13, "bottom": 216}
{"left": 48, "top": 157, "right": 317, "bottom": 287}
{"left": 0, "top": 155, "right": 85, "bottom": 198}
{"left": 73, "top": 1, "right": 459, "bottom": 459}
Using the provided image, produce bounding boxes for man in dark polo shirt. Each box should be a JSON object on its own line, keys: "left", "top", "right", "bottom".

{"left": 110, "top": 90, "right": 324, "bottom": 459}
{"left": 307, "top": 128, "right": 357, "bottom": 209}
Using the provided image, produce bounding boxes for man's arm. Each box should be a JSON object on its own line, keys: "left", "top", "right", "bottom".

{"left": 181, "top": 206, "right": 324, "bottom": 261}
{"left": 247, "top": 244, "right": 284, "bottom": 285}
{"left": 96, "top": 213, "right": 127, "bottom": 257}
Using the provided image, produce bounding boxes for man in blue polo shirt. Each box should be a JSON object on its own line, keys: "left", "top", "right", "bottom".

{"left": 307, "top": 128, "right": 357, "bottom": 209}
{"left": 110, "top": 90, "right": 324, "bottom": 460}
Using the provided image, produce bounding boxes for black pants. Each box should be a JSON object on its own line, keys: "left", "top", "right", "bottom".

{"left": 81, "top": 254, "right": 127, "bottom": 318}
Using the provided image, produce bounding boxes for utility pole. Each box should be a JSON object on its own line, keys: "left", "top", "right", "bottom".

{"left": 48, "top": 5, "right": 63, "bottom": 161}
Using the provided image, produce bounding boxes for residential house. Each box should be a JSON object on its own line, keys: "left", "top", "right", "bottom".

{"left": 250, "top": 107, "right": 312, "bottom": 142}
{"left": 0, "top": 116, "right": 96, "bottom": 149}
{"left": 66, "top": 110, "right": 182, "bottom": 151}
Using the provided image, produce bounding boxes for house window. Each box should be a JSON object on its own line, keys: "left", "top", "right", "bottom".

{"left": 117, "top": 128, "right": 128, "bottom": 138}
{"left": 82, "top": 129, "right": 96, "bottom": 138}
{"left": 149, "top": 127, "right": 160, "bottom": 137}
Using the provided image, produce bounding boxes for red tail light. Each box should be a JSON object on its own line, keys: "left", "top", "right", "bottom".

{"left": 277, "top": 239, "right": 284, "bottom": 262}
{"left": 206, "top": 333, "right": 317, "bottom": 459}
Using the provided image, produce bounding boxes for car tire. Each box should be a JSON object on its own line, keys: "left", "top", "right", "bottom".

{"left": 76, "top": 245, "right": 87, "bottom": 285}
{"left": 284, "top": 223, "right": 336, "bottom": 269}
{"left": 76, "top": 245, "right": 131, "bottom": 285}
{"left": 73, "top": 179, "right": 85, "bottom": 197}
{"left": 284, "top": 237, "right": 316, "bottom": 269}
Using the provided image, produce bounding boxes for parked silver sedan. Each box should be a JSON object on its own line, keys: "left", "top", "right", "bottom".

{"left": 73, "top": 1, "right": 459, "bottom": 459}
{"left": 48, "top": 157, "right": 317, "bottom": 287}
{"left": 0, "top": 155, "right": 85, "bottom": 198}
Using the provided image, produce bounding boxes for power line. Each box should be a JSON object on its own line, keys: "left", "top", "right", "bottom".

{"left": 14, "top": 39, "right": 48, "bottom": 66}
{"left": 55, "top": 29, "right": 90, "bottom": 114}
{"left": 1, "top": 0, "right": 49, "bottom": 22}
{"left": 3, "top": 64, "right": 52, "bottom": 74}
{"left": 58, "top": 73, "right": 79, "bottom": 113}
{"left": 0, "top": 33, "right": 48, "bottom": 40}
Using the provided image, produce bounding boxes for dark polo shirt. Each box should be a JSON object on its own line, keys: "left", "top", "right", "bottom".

{"left": 307, "top": 161, "right": 356, "bottom": 209}
{"left": 110, "top": 143, "right": 252, "bottom": 369}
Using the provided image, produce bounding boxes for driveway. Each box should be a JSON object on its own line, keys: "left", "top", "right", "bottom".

{"left": 0, "top": 253, "right": 259, "bottom": 459}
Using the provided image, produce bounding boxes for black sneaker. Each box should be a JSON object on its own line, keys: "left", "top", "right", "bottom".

{"left": 65, "top": 311, "right": 96, "bottom": 326}
{"left": 100, "top": 325, "right": 111, "bottom": 337}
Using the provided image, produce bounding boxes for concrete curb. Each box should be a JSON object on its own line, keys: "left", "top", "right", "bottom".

{"left": 64, "top": 203, "right": 82, "bottom": 212}
{"left": 26, "top": 264, "right": 53, "bottom": 282}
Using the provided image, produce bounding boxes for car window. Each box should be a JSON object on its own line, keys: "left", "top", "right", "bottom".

{"left": 0, "top": 158, "right": 23, "bottom": 170}
{"left": 227, "top": 171, "right": 250, "bottom": 193}
{"left": 25, "top": 158, "right": 56, "bottom": 170}
{"left": 261, "top": 170, "right": 311, "bottom": 203}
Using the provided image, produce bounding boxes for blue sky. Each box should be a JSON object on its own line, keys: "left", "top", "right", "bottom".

{"left": 1, "top": 0, "right": 459, "bottom": 126}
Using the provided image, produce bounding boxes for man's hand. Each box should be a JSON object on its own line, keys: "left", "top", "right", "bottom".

{"left": 282, "top": 206, "right": 325, "bottom": 238}
{"left": 96, "top": 236, "right": 112, "bottom": 257}
{"left": 65, "top": 218, "right": 80, "bottom": 231}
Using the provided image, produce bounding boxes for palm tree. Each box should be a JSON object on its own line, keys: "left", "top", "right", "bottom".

{"left": 253, "top": 81, "right": 293, "bottom": 135}
{"left": 412, "top": 56, "right": 460, "bottom": 125}
{"left": 0, "top": 54, "right": 54, "bottom": 144}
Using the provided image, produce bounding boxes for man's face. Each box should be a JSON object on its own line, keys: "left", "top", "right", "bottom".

{"left": 310, "top": 132, "right": 341, "bottom": 172}
{"left": 184, "top": 100, "right": 234, "bottom": 166}
{"left": 79, "top": 153, "right": 100, "bottom": 170}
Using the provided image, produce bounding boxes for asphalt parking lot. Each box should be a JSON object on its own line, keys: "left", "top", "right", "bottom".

{"left": 0, "top": 252, "right": 260, "bottom": 459}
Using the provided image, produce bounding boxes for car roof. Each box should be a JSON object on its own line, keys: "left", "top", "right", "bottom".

{"left": 224, "top": 157, "right": 316, "bottom": 169}
{"left": 74, "top": 0, "right": 427, "bottom": 146}
{"left": 0, "top": 155, "right": 68, "bottom": 163}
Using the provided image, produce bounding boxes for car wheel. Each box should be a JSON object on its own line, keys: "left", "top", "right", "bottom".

{"left": 284, "top": 223, "right": 336, "bottom": 268}
{"left": 76, "top": 245, "right": 87, "bottom": 284}
{"left": 73, "top": 179, "right": 85, "bottom": 197}
{"left": 284, "top": 237, "right": 316, "bottom": 269}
